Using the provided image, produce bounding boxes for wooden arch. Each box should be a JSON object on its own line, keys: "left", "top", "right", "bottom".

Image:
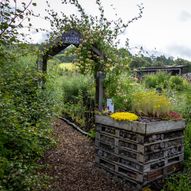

{"left": 37, "top": 29, "right": 105, "bottom": 110}
{"left": 37, "top": 29, "right": 104, "bottom": 73}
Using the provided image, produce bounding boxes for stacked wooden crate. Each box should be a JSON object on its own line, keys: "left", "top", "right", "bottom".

{"left": 95, "top": 115, "right": 185, "bottom": 190}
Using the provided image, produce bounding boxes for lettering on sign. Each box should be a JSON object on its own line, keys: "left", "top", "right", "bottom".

{"left": 62, "top": 29, "right": 82, "bottom": 45}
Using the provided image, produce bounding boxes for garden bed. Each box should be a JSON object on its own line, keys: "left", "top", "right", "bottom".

{"left": 95, "top": 115, "right": 185, "bottom": 190}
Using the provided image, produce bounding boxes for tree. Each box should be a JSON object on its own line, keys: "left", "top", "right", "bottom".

{"left": 0, "top": 0, "right": 37, "bottom": 44}
{"left": 175, "top": 58, "right": 191, "bottom": 72}
{"left": 129, "top": 56, "right": 150, "bottom": 69}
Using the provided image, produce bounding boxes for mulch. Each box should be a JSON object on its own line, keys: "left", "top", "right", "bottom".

{"left": 40, "top": 119, "right": 132, "bottom": 191}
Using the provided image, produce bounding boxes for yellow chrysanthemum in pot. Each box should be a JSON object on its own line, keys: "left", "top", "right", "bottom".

{"left": 110, "top": 112, "right": 138, "bottom": 121}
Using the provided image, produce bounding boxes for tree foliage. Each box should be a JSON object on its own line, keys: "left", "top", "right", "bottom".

{"left": 128, "top": 53, "right": 191, "bottom": 71}
{"left": 0, "top": 0, "right": 39, "bottom": 44}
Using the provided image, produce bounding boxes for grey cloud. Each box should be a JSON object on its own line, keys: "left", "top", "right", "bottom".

{"left": 167, "top": 44, "right": 191, "bottom": 60}
{"left": 29, "top": 32, "right": 49, "bottom": 43}
{"left": 179, "top": 10, "right": 191, "bottom": 22}
{"left": 39, "top": 32, "right": 49, "bottom": 42}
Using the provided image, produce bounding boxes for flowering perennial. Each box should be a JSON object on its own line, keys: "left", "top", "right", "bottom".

{"left": 168, "top": 111, "right": 183, "bottom": 120}
{"left": 110, "top": 112, "right": 138, "bottom": 121}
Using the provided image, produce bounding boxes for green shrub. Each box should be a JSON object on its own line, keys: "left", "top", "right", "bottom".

{"left": 184, "top": 123, "right": 191, "bottom": 160}
{"left": 162, "top": 91, "right": 191, "bottom": 190}
{"left": 144, "top": 71, "right": 170, "bottom": 89}
{"left": 144, "top": 74, "right": 158, "bottom": 88}
{"left": 172, "top": 88, "right": 191, "bottom": 122}
{"left": 105, "top": 73, "right": 144, "bottom": 111}
{"left": 183, "top": 91, "right": 191, "bottom": 122}
{"left": 162, "top": 172, "right": 191, "bottom": 191}
{"left": 169, "top": 75, "right": 188, "bottom": 91}
{"left": 0, "top": 45, "right": 59, "bottom": 191}
{"left": 144, "top": 72, "right": 189, "bottom": 92}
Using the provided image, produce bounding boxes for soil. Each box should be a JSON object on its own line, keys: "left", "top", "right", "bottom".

{"left": 40, "top": 119, "right": 132, "bottom": 191}
{"left": 137, "top": 116, "right": 164, "bottom": 123}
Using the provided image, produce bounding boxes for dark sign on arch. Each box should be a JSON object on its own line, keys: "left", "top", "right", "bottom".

{"left": 62, "top": 29, "right": 82, "bottom": 45}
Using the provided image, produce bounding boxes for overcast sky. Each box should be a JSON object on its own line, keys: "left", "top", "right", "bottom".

{"left": 30, "top": 0, "right": 191, "bottom": 60}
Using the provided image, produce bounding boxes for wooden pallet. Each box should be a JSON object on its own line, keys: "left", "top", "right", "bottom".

{"left": 95, "top": 115, "right": 185, "bottom": 189}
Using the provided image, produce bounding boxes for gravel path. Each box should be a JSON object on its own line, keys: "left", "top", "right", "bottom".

{"left": 41, "top": 119, "right": 131, "bottom": 191}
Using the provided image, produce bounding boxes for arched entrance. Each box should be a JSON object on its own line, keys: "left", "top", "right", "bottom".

{"left": 37, "top": 29, "right": 105, "bottom": 110}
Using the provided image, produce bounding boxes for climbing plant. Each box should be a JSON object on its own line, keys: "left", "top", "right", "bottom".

{"left": 42, "top": 0, "right": 144, "bottom": 76}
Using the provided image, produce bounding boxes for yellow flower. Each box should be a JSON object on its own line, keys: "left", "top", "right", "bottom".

{"left": 110, "top": 112, "right": 138, "bottom": 121}
{"left": 143, "top": 187, "right": 152, "bottom": 191}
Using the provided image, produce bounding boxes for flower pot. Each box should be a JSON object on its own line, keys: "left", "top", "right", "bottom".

{"left": 95, "top": 115, "right": 185, "bottom": 190}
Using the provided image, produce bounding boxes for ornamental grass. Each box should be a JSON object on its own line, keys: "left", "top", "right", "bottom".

{"left": 131, "top": 91, "right": 171, "bottom": 118}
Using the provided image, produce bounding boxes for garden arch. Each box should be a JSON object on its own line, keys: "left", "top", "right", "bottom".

{"left": 37, "top": 29, "right": 105, "bottom": 110}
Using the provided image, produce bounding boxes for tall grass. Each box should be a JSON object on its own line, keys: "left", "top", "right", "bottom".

{"left": 60, "top": 72, "right": 95, "bottom": 128}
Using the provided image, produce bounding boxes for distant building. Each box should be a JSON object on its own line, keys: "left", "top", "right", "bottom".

{"left": 135, "top": 65, "right": 188, "bottom": 79}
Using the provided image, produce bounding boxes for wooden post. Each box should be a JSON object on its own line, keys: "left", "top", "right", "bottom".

{"left": 96, "top": 71, "right": 104, "bottom": 111}
{"left": 36, "top": 55, "right": 47, "bottom": 88}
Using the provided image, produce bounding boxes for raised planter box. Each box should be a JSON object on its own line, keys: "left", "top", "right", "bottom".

{"left": 95, "top": 115, "right": 185, "bottom": 190}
